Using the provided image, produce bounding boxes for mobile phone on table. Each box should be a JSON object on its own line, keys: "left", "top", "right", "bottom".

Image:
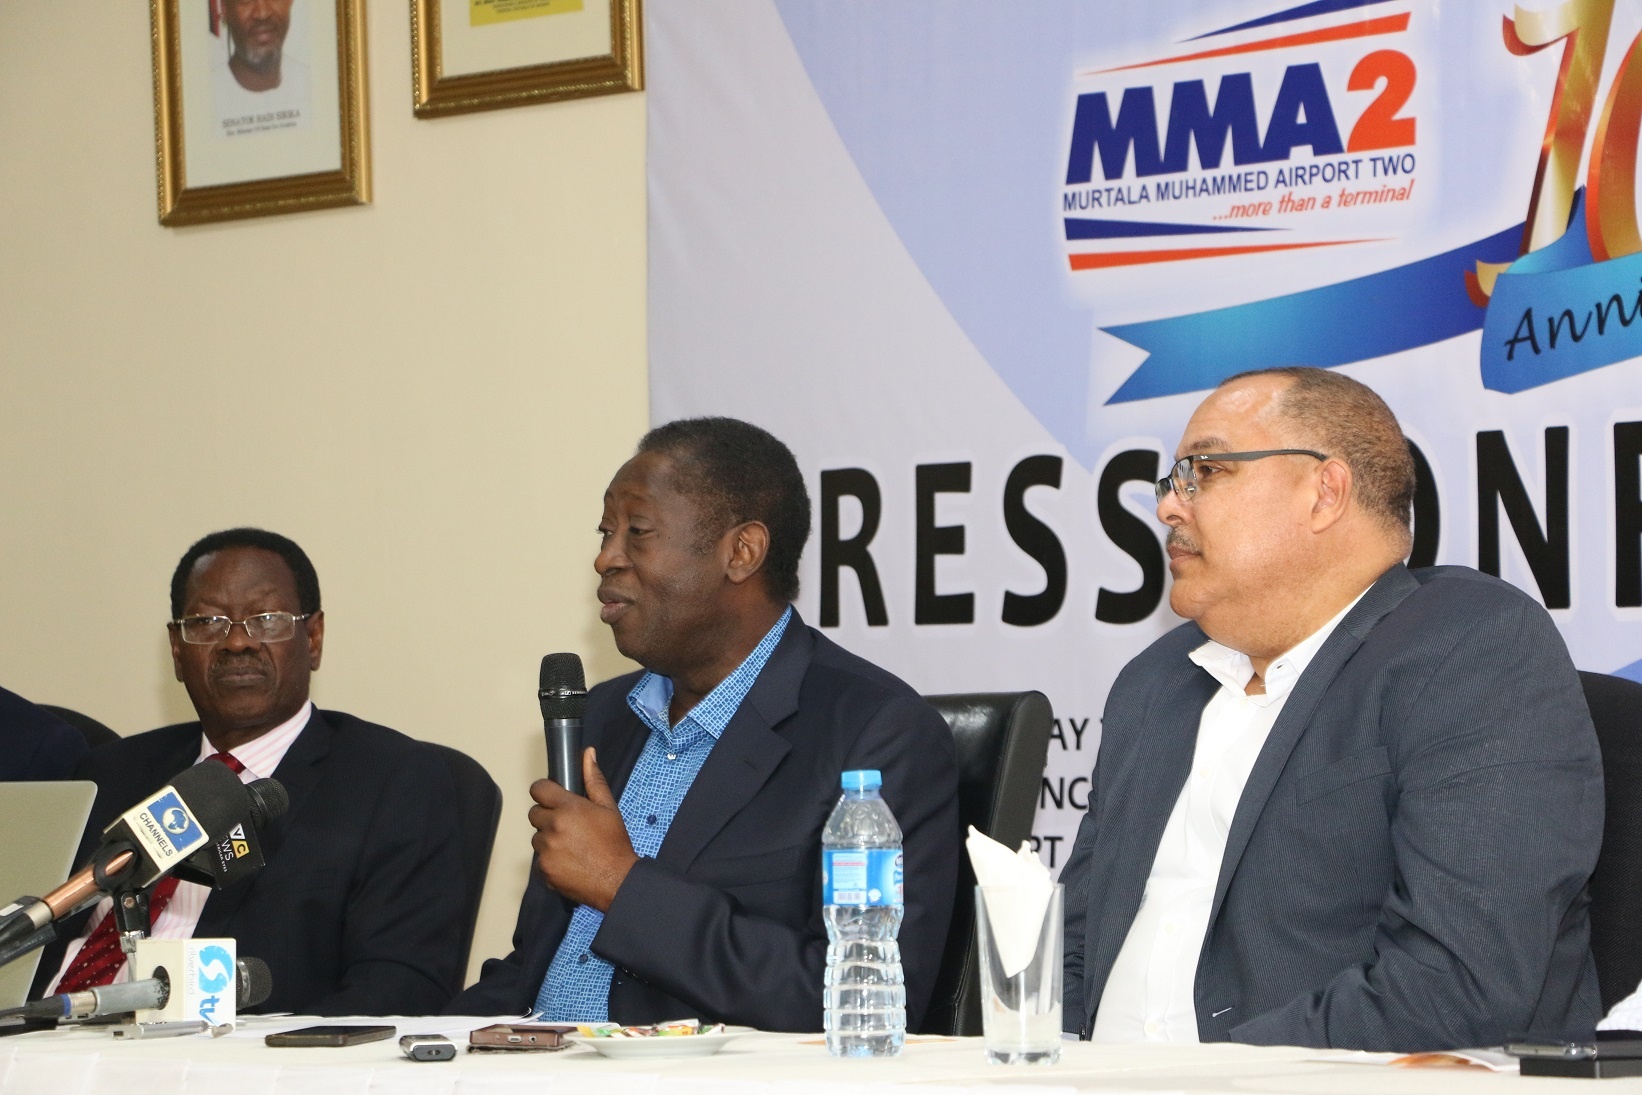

{"left": 1506, "top": 1030, "right": 1642, "bottom": 1060}
{"left": 265, "top": 1024, "right": 396, "bottom": 1047}
{"left": 1505, "top": 1040, "right": 1595, "bottom": 1059}
{"left": 468, "top": 1022, "right": 575, "bottom": 1050}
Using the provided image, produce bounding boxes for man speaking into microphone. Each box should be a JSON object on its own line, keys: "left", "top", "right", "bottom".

{"left": 452, "top": 418, "right": 961, "bottom": 1032}
{"left": 35, "top": 529, "right": 468, "bottom": 1016}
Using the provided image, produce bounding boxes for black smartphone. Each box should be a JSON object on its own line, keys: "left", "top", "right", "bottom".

{"left": 1505, "top": 1039, "right": 1595, "bottom": 1059}
{"left": 266, "top": 1024, "right": 396, "bottom": 1048}
{"left": 1506, "top": 1029, "right": 1642, "bottom": 1060}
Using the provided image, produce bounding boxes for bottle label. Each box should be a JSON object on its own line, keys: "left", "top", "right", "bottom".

{"left": 823, "top": 848, "right": 903, "bottom": 906}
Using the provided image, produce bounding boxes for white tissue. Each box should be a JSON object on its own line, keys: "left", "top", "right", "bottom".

{"left": 966, "top": 825, "right": 1053, "bottom": 977}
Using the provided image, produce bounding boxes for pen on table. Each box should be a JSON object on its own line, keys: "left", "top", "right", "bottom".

{"left": 111, "top": 1020, "right": 216, "bottom": 1039}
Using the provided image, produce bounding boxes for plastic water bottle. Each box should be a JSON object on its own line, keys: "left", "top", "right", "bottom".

{"left": 822, "top": 769, "right": 906, "bottom": 1057}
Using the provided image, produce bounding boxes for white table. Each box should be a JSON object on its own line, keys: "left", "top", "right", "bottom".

{"left": 0, "top": 1016, "right": 1631, "bottom": 1094}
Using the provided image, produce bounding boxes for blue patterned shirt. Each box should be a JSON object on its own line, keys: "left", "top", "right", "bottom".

{"left": 533, "top": 606, "right": 794, "bottom": 1021}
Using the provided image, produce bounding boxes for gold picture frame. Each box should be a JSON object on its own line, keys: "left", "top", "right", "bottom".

{"left": 412, "top": 0, "right": 643, "bottom": 119}
{"left": 150, "top": 0, "right": 371, "bottom": 227}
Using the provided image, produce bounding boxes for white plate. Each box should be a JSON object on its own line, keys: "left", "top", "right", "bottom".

{"left": 570, "top": 1027, "right": 752, "bottom": 1059}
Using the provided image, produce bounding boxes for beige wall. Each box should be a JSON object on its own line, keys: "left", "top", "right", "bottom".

{"left": 0, "top": 2, "right": 647, "bottom": 982}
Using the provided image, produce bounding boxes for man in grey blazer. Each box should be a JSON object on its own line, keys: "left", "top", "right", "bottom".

{"left": 1062, "top": 366, "right": 1602, "bottom": 1052}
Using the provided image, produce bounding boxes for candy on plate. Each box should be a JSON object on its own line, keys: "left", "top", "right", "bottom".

{"left": 575, "top": 1019, "right": 728, "bottom": 1038}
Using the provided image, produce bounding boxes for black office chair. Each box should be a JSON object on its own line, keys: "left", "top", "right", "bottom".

{"left": 38, "top": 704, "right": 120, "bottom": 750}
{"left": 917, "top": 691, "right": 1054, "bottom": 1035}
{"left": 423, "top": 741, "right": 503, "bottom": 979}
{"left": 1580, "top": 671, "right": 1642, "bottom": 1013}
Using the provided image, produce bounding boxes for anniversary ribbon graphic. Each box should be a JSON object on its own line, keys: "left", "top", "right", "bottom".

{"left": 1103, "top": 222, "right": 1522, "bottom": 403}
{"left": 1481, "top": 192, "right": 1642, "bottom": 394}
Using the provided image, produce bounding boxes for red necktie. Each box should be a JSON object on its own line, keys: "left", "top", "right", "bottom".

{"left": 55, "top": 752, "right": 245, "bottom": 992}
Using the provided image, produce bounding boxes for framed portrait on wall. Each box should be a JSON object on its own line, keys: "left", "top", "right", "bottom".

{"left": 412, "top": 0, "right": 642, "bottom": 119}
{"left": 150, "top": 0, "right": 370, "bottom": 226}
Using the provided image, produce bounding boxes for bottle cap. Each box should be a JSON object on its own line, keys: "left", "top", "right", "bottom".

{"left": 840, "top": 769, "right": 882, "bottom": 792}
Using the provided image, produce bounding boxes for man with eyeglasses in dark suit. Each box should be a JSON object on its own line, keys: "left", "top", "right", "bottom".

{"left": 1061, "top": 367, "right": 1602, "bottom": 1053}
{"left": 33, "top": 527, "right": 468, "bottom": 1016}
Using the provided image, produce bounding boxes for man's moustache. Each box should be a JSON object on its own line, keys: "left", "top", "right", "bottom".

{"left": 210, "top": 654, "right": 270, "bottom": 679}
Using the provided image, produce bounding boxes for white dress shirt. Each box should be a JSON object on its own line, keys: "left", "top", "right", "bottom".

{"left": 1602, "top": 981, "right": 1642, "bottom": 1031}
{"left": 45, "top": 702, "right": 313, "bottom": 992}
{"left": 1092, "top": 595, "right": 1364, "bottom": 1043}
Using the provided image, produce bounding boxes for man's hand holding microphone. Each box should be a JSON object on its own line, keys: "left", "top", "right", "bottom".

{"left": 534, "top": 653, "right": 638, "bottom": 912}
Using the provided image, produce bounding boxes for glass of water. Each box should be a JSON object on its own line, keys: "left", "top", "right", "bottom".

{"left": 975, "top": 883, "right": 1063, "bottom": 1065}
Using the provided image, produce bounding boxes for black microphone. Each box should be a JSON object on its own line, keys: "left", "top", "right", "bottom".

{"left": 173, "top": 777, "right": 288, "bottom": 889}
{"left": 6, "top": 956, "right": 273, "bottom": 1021}
{"left": 0, "top": 766, "right": 287, "bottom": 955}
{"left": 540, "top": 653, "right": 588, "bottom": 796}
{"left": 236, "top": 955, "right": 273, "bottom": 1010}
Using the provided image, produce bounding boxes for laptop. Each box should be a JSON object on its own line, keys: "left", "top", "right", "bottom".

{"left": 0, "top": 781, "right": 97, "bottom": 1009}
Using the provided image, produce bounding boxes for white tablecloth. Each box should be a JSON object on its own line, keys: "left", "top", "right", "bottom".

{"left": 0, "top": 1016, "right": 1629, "bottom": 1094}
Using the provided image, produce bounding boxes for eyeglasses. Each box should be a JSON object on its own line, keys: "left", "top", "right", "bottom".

{"left": 1154, "top": 449, "right": 1328, "bottom": 503}
{"left": 170, "top": 612, "right": 312, "bottom": 645}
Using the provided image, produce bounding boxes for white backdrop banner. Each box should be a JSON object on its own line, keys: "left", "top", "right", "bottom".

{"left": 648, "top": 0, "right": 1642, "bottom": 872}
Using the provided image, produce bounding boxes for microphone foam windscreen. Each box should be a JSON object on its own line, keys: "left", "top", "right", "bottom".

{"left": 237, "top": 956, "right": 273, "bottom": 1008}
{"left": 539, "top": 653, "right": 588, "bottom": 720}
{"left": 168, "top": 758, "right": 257, "bottom": 840}
{"left": 245, "top": 778, "right": 289, "bottom": 830}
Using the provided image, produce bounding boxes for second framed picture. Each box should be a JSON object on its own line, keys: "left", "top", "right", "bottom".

{"left": 412, "top": 0, "right": 643, "bottom": 118}
{"left": 150, "top": 0, "right": 371, "bottom": 226}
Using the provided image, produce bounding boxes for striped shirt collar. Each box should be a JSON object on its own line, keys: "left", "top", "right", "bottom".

{"left": 627, "top": 606, "right": 793, "bottom": 740}
{"left": 193, "top": 699, "right": 313, "bottom": 781}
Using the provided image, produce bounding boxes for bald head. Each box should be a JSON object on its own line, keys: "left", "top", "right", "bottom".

{"left": 1226, "top": 366, "right": 1415, "bottom": 551}
{"left": 1157, "top": 368, "right": 1413, "bottom": 670}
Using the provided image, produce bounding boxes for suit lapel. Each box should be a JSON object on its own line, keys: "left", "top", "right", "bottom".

{"left": 201, "top": 708, "right": 335, "bottom": 928}
{"left": 1090, "top": 662, "right": 1217, "bottom": 989}
{"left": 652, "top": 619, "right": 808, "bottom": 873}
{"left": 1205, "top": 564, "right": 1421, "bottom": 927}
{"left": 151, "top": 730, "right": 203, "bottom": 787}
{"left": 264, "top": 707, "right": 336, "bottom": 834}
{"left": 600, "top": 705, "right": 652, "bottom": 802}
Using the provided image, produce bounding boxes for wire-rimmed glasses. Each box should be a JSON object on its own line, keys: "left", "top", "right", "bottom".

{"left": 171, "top": 612, "right": 312, "bottom": 645}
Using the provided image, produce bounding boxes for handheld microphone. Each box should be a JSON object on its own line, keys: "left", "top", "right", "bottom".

{"left": 7, "top": 955, "right": 272, "bottom": 1022}
{"left": 540, "top": 653, "right": 588, "bottom": 796}
{"left": 0, "top": 766, "right": 288, "bottom": 956}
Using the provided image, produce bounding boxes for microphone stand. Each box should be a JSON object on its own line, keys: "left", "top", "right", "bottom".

{"left": 109, "top": 887, "right": 150, "bottom": 958}
{"left": 0, "top": 843, "right": 145, "bottom": 973}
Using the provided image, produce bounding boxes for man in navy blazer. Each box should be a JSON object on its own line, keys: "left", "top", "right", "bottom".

{"left": 36, "top": 529, "right": 466, "bottom": 1016}
{"left": 0, "top": 685, "right": 87, "bottom": 781}
{"left": 1062, "top": 367, "right": 1602, "bottom": 1052}
{"left": 451, "top": 418, "right": 960, "bottom": 1031}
